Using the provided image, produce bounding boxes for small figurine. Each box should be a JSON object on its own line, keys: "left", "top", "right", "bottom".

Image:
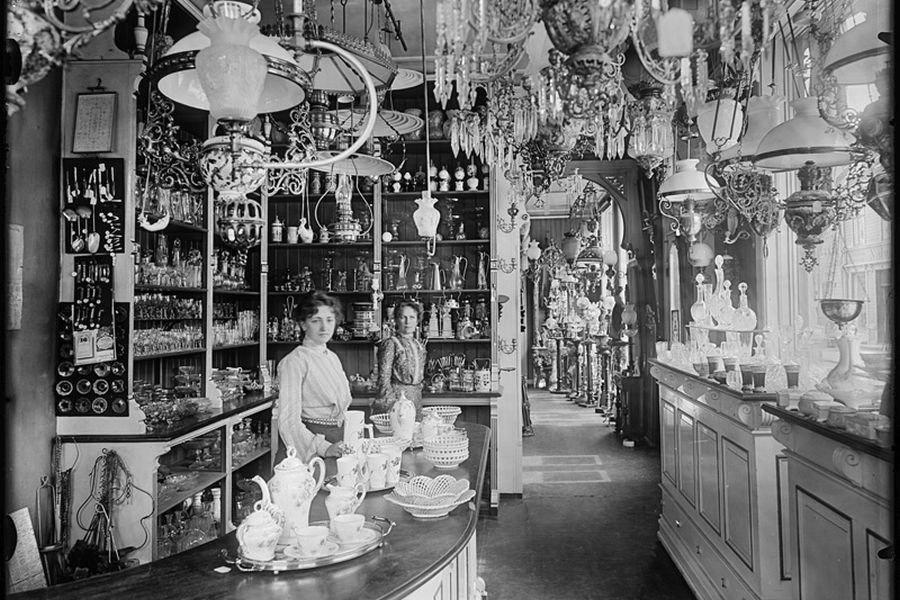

{"left": 454, "top": 165, "right": 466, "bottom": 191}
{"left": 402, "top": 171, "right": 413, "bottom": 192}
{"left": 481, "top": 163, "right": 490, "bottom": 190}
{"left": 391, "top": 171, "right": 403, "bottom": 193}
{"left": 428, "top": 162, "right": 439, "bottom": 191}
{"left": 466, "top": 164, "right": 480, "bottom": 191}
{"left": 438, "top": 166, "right": 451, "bottom": 192}
{"left": 319, "top": 225, "right": 331, "bottom": 244}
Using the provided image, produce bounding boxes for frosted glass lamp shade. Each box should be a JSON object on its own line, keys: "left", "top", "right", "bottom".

{"left": 195, "top": 17, "right": 266, "bottom": 123}
{"left": 823, "top": 7, "right": 891, "bottom": 85}
{"left": 658, "top": 159, "right": 717, "bottom": 203}
{"left": 754, "top": 97, "right": 855, "bottom": 171}
{"left": 696, "top": 99, "right": 744, "bottom": 156}
{"left": 736, "top": 95, "right": 784, "bottom": 159}
{"left": 153, "top": 1, "right": 306, "bottom": 115}
{"left": 656, "top": 8, "right": 694, "bottom": 57}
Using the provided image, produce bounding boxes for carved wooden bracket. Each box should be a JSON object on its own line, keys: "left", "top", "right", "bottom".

{"left": 831, "top": 446, "right": 863, "bottom": 487}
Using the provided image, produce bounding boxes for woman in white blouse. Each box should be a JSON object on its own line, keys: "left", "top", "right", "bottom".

{"left": 276, "top": 291, "right": 352, "bottom": 462}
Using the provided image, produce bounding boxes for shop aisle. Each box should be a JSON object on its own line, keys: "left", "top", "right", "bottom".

{"left": 477, "top": 390, "right": 696, "bottom": 600}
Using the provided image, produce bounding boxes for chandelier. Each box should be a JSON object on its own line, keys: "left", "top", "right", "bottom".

{"left": 433, "top": 0, "right": 539, "bottom": 110}
{"left": 626, "top": 85, "right": 676, "bottom": 176}
{"left": 6, "top": 0, "right": 165, "bottom": 113}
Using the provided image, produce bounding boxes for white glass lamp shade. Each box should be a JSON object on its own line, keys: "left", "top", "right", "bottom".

{"left": 602, "top": 249, "right": 618, "bottom": 266}
{"left": 688, "top": 242, "right": 714, "bottom": 267}
{"left": 293, "top": 28, "right": 397, "bottom": 96}
{"left": 754, "top": 97, "right": 855, "bottom": 171}
{"left": 658, "top": 159, "right": 717, "bottom": 203}
{"left": 195, "top": 17, "right": 266, "bottom": 123}
{"left": 696, "top": 99, "right": 744, "bottom": 156}
{"left": 823, "top": 6, "right": 891, "bottom": 85}
{"left": 732, "top": 94, "right": 784, "bottom": 159}
{"left": 656, "top": 8, "right": 694, "bottom": 57}
{"left": 154, "top": 2, "right": 306, "bottom": 115}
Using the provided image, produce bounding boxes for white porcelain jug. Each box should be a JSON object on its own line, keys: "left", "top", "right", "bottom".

{"left": 268, "top": 446, "right": 326, "bottom": 544}
{"left": 389, "top": 392, "right": 416, "bottom": 445}
{"left": 324, "top": 482, "right": 367, "bottom": 525}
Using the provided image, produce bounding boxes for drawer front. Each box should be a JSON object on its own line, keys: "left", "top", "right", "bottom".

{"left": 661, "top": 490, "right": 758, "bottom": 600}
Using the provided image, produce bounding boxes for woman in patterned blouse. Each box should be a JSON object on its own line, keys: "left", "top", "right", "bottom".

{"left": 276, "top": 291, "right": 352, "bottom": 462}
{"left": 375, "top": 301, "right": 427, "bottom": 417}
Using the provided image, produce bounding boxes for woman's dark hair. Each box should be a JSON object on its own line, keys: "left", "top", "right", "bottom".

{"left": 393, "top": 300, "right": 422, "bottom": 327}
{"left": 297, "top": 291, "right": 343, "bottom": 323}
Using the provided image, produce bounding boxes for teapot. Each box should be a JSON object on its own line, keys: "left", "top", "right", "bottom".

{"left": 267, "top": 446, "right": 326, "bottom": 544}
{"left": 298, "top": 217, "right": 314, "bottom": 244}
{"left": 236, "top": 475, "right": 285, "bottom": 561}
{"left": 389, "top": 391, "right": 416, "bottom": 445}
{"left": 324, "top": 482, "right": 367, "bottom": 525}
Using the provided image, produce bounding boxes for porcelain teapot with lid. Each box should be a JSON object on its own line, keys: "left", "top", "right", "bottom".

{"left": 268, "top": 446, "right": 326, "bottom": 544}
{"left": 389, "top": 391, "right": 416, "bottom": 445}
{"left": 236, "top": 475, "right": 285, "bottom": 561}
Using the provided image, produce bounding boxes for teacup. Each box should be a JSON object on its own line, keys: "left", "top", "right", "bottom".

{"left": 332, "top": 514, "right": 365, "bottom": 544}
{"left": 366, "top": 452, "right": 389, "bottom": 489}
{"left": 293, "top": 525, "right": 330, "bottom": 556}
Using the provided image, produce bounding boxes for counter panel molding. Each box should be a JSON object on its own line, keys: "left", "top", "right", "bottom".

{"left": 649, "top": 359, "right": 791, "bottom": 600}
{"left": 766, "top": 405, "right": 893, "bottom": 600}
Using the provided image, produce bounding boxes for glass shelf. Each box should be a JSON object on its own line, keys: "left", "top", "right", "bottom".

{"left": 133, "top": 348, "right": 207, "bottom": 361}
{"left": 134, "top": 286, "right": 207, "bottom": 294}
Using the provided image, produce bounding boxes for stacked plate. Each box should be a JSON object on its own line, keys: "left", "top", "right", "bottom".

{"left": 385, "top": 475, "right": 475, "bottom": 518}
{"left": 422, "top": 405, "right": 461, "bottom": 426}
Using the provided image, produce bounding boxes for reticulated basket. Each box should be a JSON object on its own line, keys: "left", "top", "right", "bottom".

{"left": 423, "top": 434, "right": 470, "bottom": 469}
{"left": 394, "top": 475, "right": 470, "bottom": 500}
{"left": 369, "top": 413, "right": 392, "bottom": 434}
{"left": 422, "top": 405, "right": 462, "bottom": 426}
{"left": 385, "top": 489, "right": 477, "bottom": 518}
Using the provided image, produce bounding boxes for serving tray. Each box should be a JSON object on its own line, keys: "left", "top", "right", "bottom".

{"left": 221, "top": 517, "right": 395, "bottom": 573}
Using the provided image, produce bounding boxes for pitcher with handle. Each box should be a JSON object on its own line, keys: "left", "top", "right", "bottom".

{"left": 325, "top": 482, "right": 367, "bottom": 528}
{"left": 429, "top": 262, "right": 446, "bottom": 291}
{"left": 389, "top": 391, "right": 416, "bottom": 446}
{"left": 449, "top": 256, "right": 468, "bottom": 290}
{"left": 268, "top": 446, "right": 326, "bottom": 544}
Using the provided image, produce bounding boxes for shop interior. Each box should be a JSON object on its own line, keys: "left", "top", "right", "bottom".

{"left": 3, "top": 0, "right": 893, "bottom": 598}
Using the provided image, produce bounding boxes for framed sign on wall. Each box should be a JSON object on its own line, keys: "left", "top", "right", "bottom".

{"left": 72, "top": 91, "right": 117, "bottom": 153}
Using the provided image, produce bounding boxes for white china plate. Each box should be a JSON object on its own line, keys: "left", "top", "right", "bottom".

{"left": 283, "top": 540, "right": 341, "bottom": 560}
{"left": 390, "top": 68, "right": 424, "bottom": 91}
{"left": 329, "top": 527, "right": 379, "bottom": 547}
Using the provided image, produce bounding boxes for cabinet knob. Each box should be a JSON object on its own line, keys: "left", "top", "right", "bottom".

{"left": 674, "top": 520, "right": 681, "bottom": 528}
{"left": 721, "top": 578, "right": 728, "bottom": 588}
{"left": 695, "top": 545, "right": 701, "bottom": 555}
{"left": 877, "top": 545, "right": 894, "bottom": 560}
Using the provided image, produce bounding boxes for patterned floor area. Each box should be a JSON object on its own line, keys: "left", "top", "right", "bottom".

{"left": 477, "top": 389, "right": 696, "bottom": 600}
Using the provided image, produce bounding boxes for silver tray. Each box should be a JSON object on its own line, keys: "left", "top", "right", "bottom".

{"left": 221, "top": 516, "right": 394, "bottom": 573}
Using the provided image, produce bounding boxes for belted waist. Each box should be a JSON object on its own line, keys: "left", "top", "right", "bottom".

{"left": 302, "top": 415, "right": 343, "bottom": 428}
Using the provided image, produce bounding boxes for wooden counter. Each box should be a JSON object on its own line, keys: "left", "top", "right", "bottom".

{"left": 648, "top": 359, "right": 791, "bottom": 600}
{"left": 764, "top": 405, "right": 893, "bottom": 600}
{"left": 11, "top": 422, "right": 491, "bottom": 600}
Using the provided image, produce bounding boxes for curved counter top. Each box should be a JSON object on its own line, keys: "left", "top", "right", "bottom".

{"left": 12, "top": 422, "right": 490, "bottom": 600}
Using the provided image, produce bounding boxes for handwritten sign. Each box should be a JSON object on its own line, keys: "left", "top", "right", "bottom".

{"left": 73, "top": 93, "right": 117, "bottom": 153}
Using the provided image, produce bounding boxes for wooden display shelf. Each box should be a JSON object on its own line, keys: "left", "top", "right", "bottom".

{"left": 133, "top": 347, "right": 207, "bottom": 361}
{"left": 382, "top": 239, "right": 489, "bottom": 247}
{"left": 268, "top": 242, "right": 375, "bottom": 249}
{"left": 232, "top": 446, "right": 272, "bottom": 471}
{"left": 382, "top": 289, "right": 489, "bottom": 295}
{"left": 267, "top": 339, "right": 373, "bottom": 345}
{"left": 164, "top": 220, "right": 207, "bottom": 234}
{"left": 267, "top": 290, "right": 372, "bottom": 297}
{"left": 134, "top": 317, "right": 203, "bottom": 322}
{"left": 212, "top": 289, "right": 259, "bottom": 296}
{"left": 212, "top": 342, "right": 259, "bottom": 351}
{"left": 381, "top": 190, "right": 488, "bottom": 199}
{"left": 134, "top": 285, "right": 207, "bottom": 293}
{"left": 424, "top": 338, "right": 491, "bottom": 343}
{"left": 157, "top": 471, "right": 227, "bottom": 515}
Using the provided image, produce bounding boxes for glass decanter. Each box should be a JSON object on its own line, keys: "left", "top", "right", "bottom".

{"left": 761, "top": 331, "right": 788, "bottom": 392}
{"left": 690, "top": 273, "right": 709, "bottom": 325}
{"left": 716, "top": 281, "right": 736, "bottom": 329}
{"left": 707, "top": 255, "right": 726, "bottom": 326}
{"left": 733, "top": 282, "right": 757, "bottom": 331}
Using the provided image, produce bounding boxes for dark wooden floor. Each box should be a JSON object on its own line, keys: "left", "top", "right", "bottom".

{"left": 477, "top": 390, "right": 697, "bottom": 600}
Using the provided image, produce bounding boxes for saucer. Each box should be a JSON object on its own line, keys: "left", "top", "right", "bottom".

{"left": 284, "top": 540, "right": 340, "bottom": 560}
{"left": 330, "top": 527, "right": 378, "bottom": 547}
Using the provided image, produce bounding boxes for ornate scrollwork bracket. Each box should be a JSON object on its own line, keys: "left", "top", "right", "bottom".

{"left": 498, "top": 338, "right": 518, "bottom": 354}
